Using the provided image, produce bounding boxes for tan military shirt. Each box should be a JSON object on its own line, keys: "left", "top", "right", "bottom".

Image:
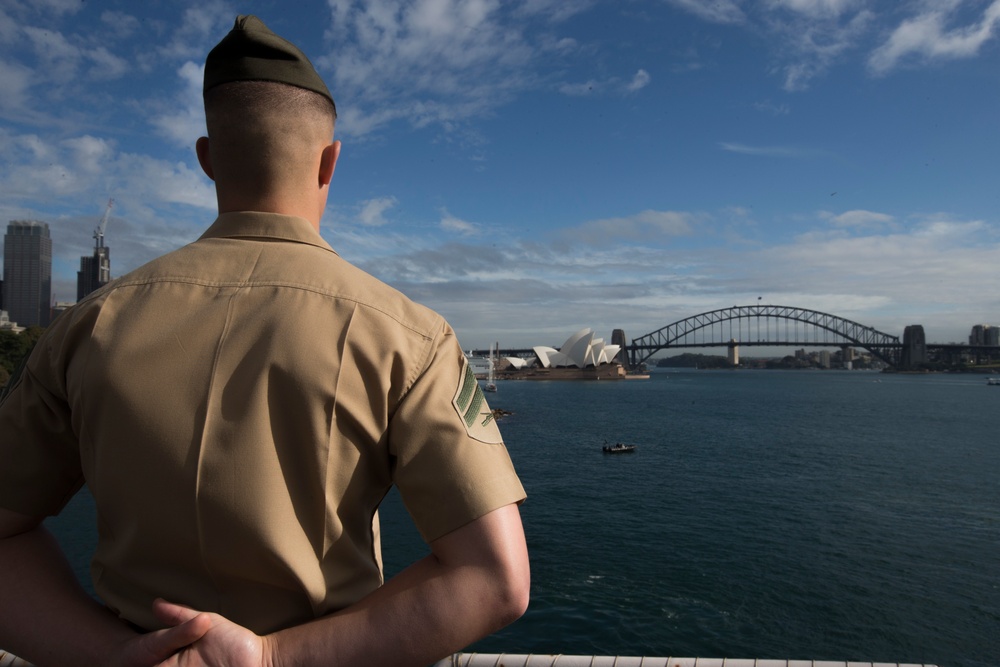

{"left": 0, "top": 212, "right": 525, "bottom": 634}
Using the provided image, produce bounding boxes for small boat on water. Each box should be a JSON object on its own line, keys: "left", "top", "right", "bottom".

{"left": 988, "top": 377, "right": 1000, "bottom": 386}
{"left": 602, "top": 441, "right": 637, "bottom": 454}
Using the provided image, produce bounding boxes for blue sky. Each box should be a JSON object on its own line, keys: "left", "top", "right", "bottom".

{"left": 1, "top": 0, "right": 998, "bottom": 350}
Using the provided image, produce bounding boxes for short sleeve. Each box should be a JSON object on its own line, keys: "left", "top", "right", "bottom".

{"left": 388, "top": 326, "right": 525, "bottom": 543}
{"left": 0, "top": 346, "right": 83, "bottom": 516}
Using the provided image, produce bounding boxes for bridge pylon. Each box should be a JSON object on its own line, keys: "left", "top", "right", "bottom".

{"left": 727, "top": 339, "right": 739, "bottom": 366}
{"left": 900, "top": 325, "right": 926, "bottom": 368}
{"left": 612, "top": 328, "right": 631, "bottom": 370}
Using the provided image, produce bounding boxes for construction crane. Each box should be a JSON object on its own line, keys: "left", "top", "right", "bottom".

{"left": 94, "top": 198, "right": 114, "bottom": 250}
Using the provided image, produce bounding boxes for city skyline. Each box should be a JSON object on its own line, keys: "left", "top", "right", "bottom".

{"left": 4, "top": 217, "right": 994, "bottom": 351}
{"left": 1, "top": 1, "right": 998, "bottom": 348}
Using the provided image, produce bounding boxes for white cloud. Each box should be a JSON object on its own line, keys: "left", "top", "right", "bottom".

{"left": 321, "top": 0, "right": 560, "bottom": 136}
{"left": 666, "top": 0, "right": 874, "bottom": 91}
{"left": 664, "top": 0, "right": 746, "bottom": 24}
{"left": 20, "top": 24, "right": 130, "bottom": 85}
{"left": 0, "top": 130, "right": 213, "bottom": 212}
{"left": 626, "top": 68, "right": 651, "bottom": 93}
{"left": 0, "top": 9, "right": 16, "bottom": 42}
{"left": 30, "top": 0, "right": 86, "bottom": 16}
{"left": 822, "top": 209, "right": 895, "bottom": 228}
{"left": 657, "top": 0, "right": 997, "bottom": 92}
{"left": 515, "top": 0, "right": 597, "bottom": 23}
{"left": 263, "top": 202, "right": 1000, "bottom": 347}
{"left": 440, "top": 210, "right": 479, "bottom": 235}
{"left": 768, "top": 0, "right": 863, "bottom": 19}
{"left": 911, "top": 218, "right": 985, "bottom": 239}
{"left": 699, "top": 217, "right": 1000, "bottom": 342}
{"left": 358, "top": 196, "right": 398, "bottom": 226}
{"left": 0, "top": 134, "right": 117, "bottom": 198}
{"left": 149, "top": 61, "right": 207, "bottom": 148}
{"left": 100, "top": 10, "right": 142, "bottom": 39}
{"left": 116, "top": 152, "right": 214, "bottom": 210}
{"left": 569, "top": 210, "right": 696, "bottom": 246}
{"left": 87, "top": 46, "right": 129, "bottom": 80}
{"left": 559, "top": 69, "right": 651, "bottom": 97}
{"left": 22, "top": 26, "right": 79, "bottom": 82}
{"left": 776, "top": 8, "right": 874, "bottom": 91}
{"left": 753, "top": 99, "right": 791, "bottom": 115}
{"left": 324, "top": 0, "right": 529, "bottom": 96}
{"left": 719, "top": 142, "right": 813, "bottom": 157}
{"left": 63, "top": 135, "right": 116, "bottom": 177}
{"left": 0, "top": 59, "right": 32, "bottom": 111}
{"left": 868, "top": 1, "right": 1000, "bottom": 75}
{"left": 158, "top": 1, "right": 233, "bottom": 61}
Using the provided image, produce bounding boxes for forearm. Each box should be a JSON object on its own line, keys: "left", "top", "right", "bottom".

{"left": 266, "top": 504, "right": 530, "bottom": 667}
{"left": 0, "top": 525, "right": 136, "bottom": 666}
{"left": 268, "top": 552, "right": 522, "bottom": 666}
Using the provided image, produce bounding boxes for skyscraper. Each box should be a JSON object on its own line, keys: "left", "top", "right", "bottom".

{"left": 77, "top": 244, "right": 111, "bottom": 301}
{"left": 3, "top": 220, "right": 52, "bottom": 328}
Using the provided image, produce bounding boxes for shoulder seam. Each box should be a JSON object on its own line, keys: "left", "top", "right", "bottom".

{"left": 104, "top": 277, "right": 439, "bottom": 340}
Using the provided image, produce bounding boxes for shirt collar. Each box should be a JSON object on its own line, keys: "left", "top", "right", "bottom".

{"left": 200, "top": 212, "right": 337, "bottom": 255}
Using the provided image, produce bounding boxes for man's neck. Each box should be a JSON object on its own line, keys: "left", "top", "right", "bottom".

{"left": 216, "top": 195, "right": 323, "bottom": 231}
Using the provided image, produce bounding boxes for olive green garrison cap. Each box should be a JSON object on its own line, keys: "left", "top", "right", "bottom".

{"left": 204, "top": 15, "right": 335, "bottom": 111}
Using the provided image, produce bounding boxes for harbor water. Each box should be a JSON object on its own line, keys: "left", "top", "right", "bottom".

{"left": 48, "top": 369, "right": 998, "bottom": 667}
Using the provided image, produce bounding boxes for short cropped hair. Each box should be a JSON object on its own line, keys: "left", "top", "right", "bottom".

{"left": 204, "top": 80, "right": 336, "bottom": 132}
{"left": 202, "top": 80, "right": 336, "bottom": 189}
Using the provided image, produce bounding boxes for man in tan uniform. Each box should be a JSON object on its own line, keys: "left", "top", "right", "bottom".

{"left": 0, "top": 16, "right": 528, "bottom": 667}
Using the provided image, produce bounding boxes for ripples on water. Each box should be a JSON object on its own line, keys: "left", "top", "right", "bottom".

{"left": 379, "top": 370, "right": 999, "bottom": 667}
{"left": 50, "top": 370, "right": 998, "bottom": 667}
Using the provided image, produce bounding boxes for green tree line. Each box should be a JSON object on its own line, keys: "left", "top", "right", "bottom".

{"left": 0, "top": 327, "right": 45, "bottom": 387}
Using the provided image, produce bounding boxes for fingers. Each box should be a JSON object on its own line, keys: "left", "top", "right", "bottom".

{"left": 144, "top": 599, "right": 213, "bottom": 659}
{"left": 152, "top": 598, "right": 204, "bottom": 627}
{"left": 119, "top": 607, "right": 211, "bottom": 666}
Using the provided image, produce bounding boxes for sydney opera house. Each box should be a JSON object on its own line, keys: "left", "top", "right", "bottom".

{"left": 532, "top": 328, "right": 620, "bottom": 368}
{"left": 499, "top": 328, "right": 631, "bottom": 379}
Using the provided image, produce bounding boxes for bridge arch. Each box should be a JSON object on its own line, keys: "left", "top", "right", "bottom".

{"left": 628, "top": 305, "right": 901, "bottom": 368}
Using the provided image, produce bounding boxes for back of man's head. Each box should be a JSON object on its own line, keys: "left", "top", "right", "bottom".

{"left": 202, "top": 16, "right": 337, "bottom": 197}
{"left": 204, "top": 81, "right": 334, "bottom": 193}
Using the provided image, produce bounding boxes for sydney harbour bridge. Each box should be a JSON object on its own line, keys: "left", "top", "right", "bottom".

{"left": 478, "top": 304, "right": 994, "bottom": 370}
{"left": 623, "top": 304, "right": 917, "bottom": 369}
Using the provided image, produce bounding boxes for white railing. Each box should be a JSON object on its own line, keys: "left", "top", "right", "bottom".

{"left": 432, "top": 656, "right": 939, "bottom": 667}
{"left": 3, "top": 650, "right": 939, "bottom": 667}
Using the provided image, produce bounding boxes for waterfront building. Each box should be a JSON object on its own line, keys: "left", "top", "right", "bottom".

{"left": 969, "top": 324, "right": 999, "bottom": 346}
{"left": 505, "top": 357, "right": 529, "bottom": 370}
{"left": 465, "top": 352, "right": 491, "bottom": 378}
{"left": 0, "top": 310, "right": 24, "bottom": 333}
{"left": 2, "top": 220, "right": 52, "bottom": 328}
{"left": 532, "top": 328, "right": 621, "bottom": 369}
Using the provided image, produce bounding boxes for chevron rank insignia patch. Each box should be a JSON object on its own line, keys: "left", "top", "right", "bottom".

{"left": 453, "top": 357, "right": 504, "bottom": 444}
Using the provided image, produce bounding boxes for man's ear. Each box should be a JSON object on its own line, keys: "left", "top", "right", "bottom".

{"left": 196, "top": 137, "right": 214, "bottom": 181}
{"left": 319, "top": 140, "right": 341, "bottom": 187}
